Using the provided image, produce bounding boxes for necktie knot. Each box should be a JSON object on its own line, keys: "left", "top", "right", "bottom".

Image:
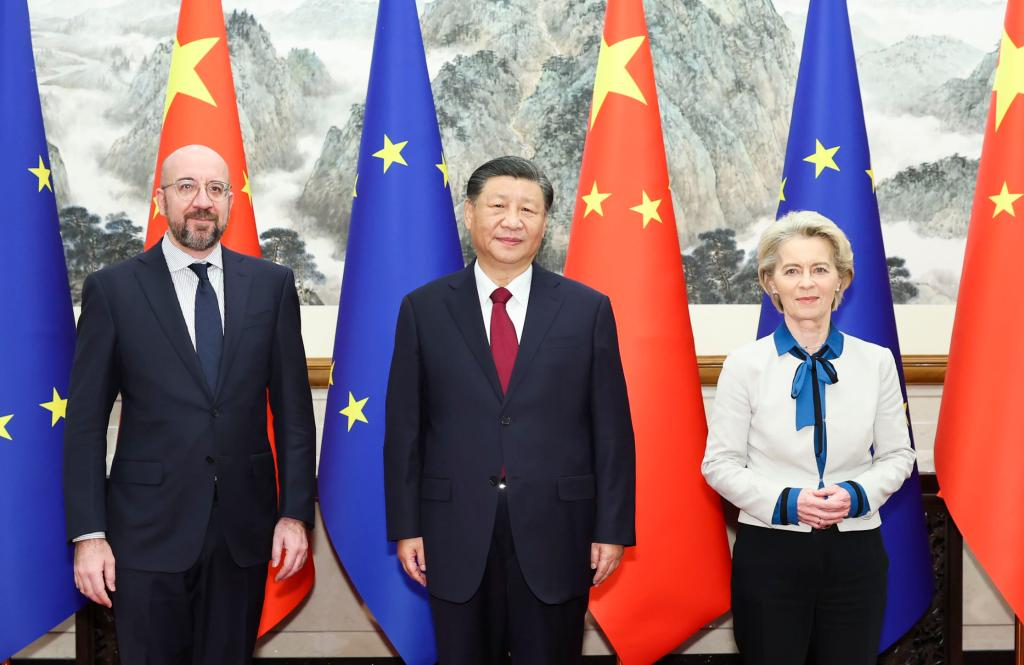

{"left": 490, "top": 287, "right": 512, "bottom": 306}
{"left": 189, "top": 262, "right": 211, "bottom": 282}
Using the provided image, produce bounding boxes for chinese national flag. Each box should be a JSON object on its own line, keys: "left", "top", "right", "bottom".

{"left": 563, "top": 0, "right": 731, "bottom": 662}
{"left": 144, "top": 0, "right": 314, "bottom": 636}
{"left": 935, "top": 0, "right": 1024, "bottom": 621}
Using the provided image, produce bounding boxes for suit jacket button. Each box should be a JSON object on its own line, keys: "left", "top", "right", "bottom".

{"left": 489, "top": 475, "right": 498, "bottom": 486}
{"left": 205, "top": 456, "right": 215, "bottom": 464}
{"left": 211, "top": 409, "right": 220, "bottom": 417}
{"left": 500, "top": 416, "right": 511, "bottom": 425}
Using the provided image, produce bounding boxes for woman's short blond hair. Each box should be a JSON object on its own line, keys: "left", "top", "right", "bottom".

{"left": 757, "top": 210, "right": 855, "bottom": 313}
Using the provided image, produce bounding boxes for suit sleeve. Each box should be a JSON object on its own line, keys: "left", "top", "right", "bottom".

{"left": 702, "top": 353, "right": 789, "bottom": 525}
{"left": 384, "top": 296, "right": 424, "bottom": 541}
{"left": 590, "top": 296, "right": 636, "bottom": 546}
{"left": 268, "top": 268, "right": 317, "bottom": 527}
{"left": 63, "top": 273, "right": 120, "bottom": 541}
{"left": 845, "top": 349, "right": 916, "bottom": 517}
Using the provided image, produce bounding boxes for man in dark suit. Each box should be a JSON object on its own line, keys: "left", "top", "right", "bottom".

{"left": 63, "top": 144, "right": 316, "bottom": 664}
{"left": 384, "top": 156, "right": 636, "bottom": 664}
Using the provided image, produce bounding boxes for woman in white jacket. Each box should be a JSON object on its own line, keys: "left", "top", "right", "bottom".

{"left": 702, "top": 210, "right": 915, "bottom": 665}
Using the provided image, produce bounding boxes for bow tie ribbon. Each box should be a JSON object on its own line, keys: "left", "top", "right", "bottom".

{"left": 789, "top": 349, "right": 838, "bottom": 431}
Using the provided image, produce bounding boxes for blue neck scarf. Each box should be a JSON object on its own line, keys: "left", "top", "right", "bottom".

{"left": 774, "top": 323, "right": 844, "bottom": 431}
{"left": 774, "top": 324, "right": 844, "bottom": 486}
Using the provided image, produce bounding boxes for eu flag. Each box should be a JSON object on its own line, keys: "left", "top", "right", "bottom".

{"left": 756, "top": 0, "right": 934, "bottom": 650}
{"left": 0, "top": 0, "right": 85, "bottom": 658}
{"left": 316, "top": 1, "right": 463, "bottom": 662}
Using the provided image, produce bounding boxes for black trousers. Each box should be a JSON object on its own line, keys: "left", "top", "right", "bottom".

{"left": 731, "top": 524, "right": 888, "bottom": 665}
{"left": 111, "top": 499, "right": 268, "bottom": 665}
{"left": 428, "top": 490, "right": 589, "bottom": 665}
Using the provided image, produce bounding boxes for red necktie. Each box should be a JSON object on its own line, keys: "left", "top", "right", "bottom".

{"left": 489, "top": 287, "right": 519, "bottom": 394}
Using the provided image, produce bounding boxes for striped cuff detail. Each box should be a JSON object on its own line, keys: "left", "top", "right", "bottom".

{"left": 771, "top": 487, "right": 802, "bottom": 525}
{"left": 839, "top": 480, "right": 870, "bottom": 518}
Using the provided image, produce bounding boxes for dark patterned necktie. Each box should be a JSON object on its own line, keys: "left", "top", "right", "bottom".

{"left": 189, "top": 262, "right": 223, "bottom": 391}
{"left": 489, "top": 287, "right": 518, "bottom": 394}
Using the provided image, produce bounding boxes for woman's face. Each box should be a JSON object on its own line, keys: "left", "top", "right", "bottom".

{"left": 767, "top": 235, "right": 843, "bottom": 324}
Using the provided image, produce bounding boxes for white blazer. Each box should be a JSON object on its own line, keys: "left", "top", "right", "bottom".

{"left": 702, "top": 330, "right": 915, "bottom": 532}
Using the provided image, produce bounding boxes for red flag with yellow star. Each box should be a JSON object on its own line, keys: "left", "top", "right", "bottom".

{"left": 144, "top": 0, "right": 313, "bottom": 637}
{"left": 935, "top": 0, "right": 1024, "bottom": 621}
{"left": 563, "top": 0, "right": 731, "bottom": 661}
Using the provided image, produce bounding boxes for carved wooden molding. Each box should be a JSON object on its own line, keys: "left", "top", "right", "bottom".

{"left": 307, "top": 355, "right": 950, "bottom": 388}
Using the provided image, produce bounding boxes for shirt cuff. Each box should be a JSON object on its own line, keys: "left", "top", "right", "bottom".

{"left": 838, "top": 481, "right": 870, "bottom": 518}
{"left": 73, "top": 532, "right": 106, "bottom": 542}
{"left": 771, "top": 487, "right": 802, "bottom": 526}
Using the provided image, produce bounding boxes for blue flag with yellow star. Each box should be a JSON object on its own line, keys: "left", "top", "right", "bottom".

{"left": 0, "top": 0, "right": 85, "bottom": 658}
{"left": 757, "top": 0, "right": 933, "bottom": 651}
{"left": 316, "top": 1, "right": 463, "bottom": 662}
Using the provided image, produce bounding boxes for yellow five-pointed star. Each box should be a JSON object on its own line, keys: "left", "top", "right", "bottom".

{"left": 163, "top": 36, "right": 220, "bottom": 122}
{"left": 866, "top": 169, "right": 876, "bottom": 192}
{"left": 994, "top": 30, "right": 1024, "bottom": 131}
{"left": 40, "top": 388, "right": 68, "bottom": 427}
{"left": 339, "top": 392, "right": 369, "bottom": 432}
{"left": 778, "top": 177, "right": 787, "bottom": 202}
{"left": 151, "top": 196, "right": 161, "bottom": 220}
{"left": 0, "top": 414, "right": 11, "bottom": 441}
{"left": 28, "top": 156, "right": 52, "bottom": 192}
{"left": 581, "top": 181, "right": 611, "bottom": 218}
{"left": 436, "top": 154, "right": 449, "bottom": 188}
{"left": 803, "top": 139, "right": 841, "bottom": 178}
{"left": 989, "top": 181, "right": 1023, "bottom": 217}
{"left": 372, "top": 135, "right": 409, "bottom": 174}
{"left": 590, "top": 35, "right": 648, "bottom": 128}
{"left": 241, "top": 171, "right": 252, "bottom": 205}
{"left": 629, "top": 190, "right": 663, "bottom": 228}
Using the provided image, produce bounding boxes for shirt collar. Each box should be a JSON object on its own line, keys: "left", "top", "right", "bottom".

{"left": 474, "top": 261, "right": 533, "bottom": 307}
{"left": 161, "top": 232, "right": 224, "bottom": 273}
{"left": 773, "top": 322, "right": 844, "bottom": 358}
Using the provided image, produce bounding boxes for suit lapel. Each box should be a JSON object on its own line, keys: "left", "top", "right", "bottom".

{"left": 445, "top": 264, "right": 503, "bottom": 402}
{"left": 134, "top": 243, "right": 212, "bottom": 401}
{"left": 216, "top": 247, "right": 253, "bottom": 398}
{"left": 503, "top": 264, "right": 564, "bottom": 401}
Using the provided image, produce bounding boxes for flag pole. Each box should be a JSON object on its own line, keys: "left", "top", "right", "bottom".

{"left": 1015, "top": 616, "right": 1022, "bottom": 665}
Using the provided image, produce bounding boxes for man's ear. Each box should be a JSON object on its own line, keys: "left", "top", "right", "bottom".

{"left": 154, "top": 188, "right": 167, "bottom": 217}
{"left": 463, "top": 199, "right": 474, "bottom": 231}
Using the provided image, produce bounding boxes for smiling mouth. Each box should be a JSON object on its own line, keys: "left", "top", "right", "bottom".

{"left": 796, "top": 296, "right": 819, "bottom": 303}
{"left": 496, "top": 237, "right": 522, "bottom": 245}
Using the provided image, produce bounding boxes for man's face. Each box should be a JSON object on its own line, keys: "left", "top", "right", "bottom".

{"left": 464, "top": 176, "right": 547, "bottom": 273}
{"left": 156, "top": 147, "right": 233, "bottom": 252}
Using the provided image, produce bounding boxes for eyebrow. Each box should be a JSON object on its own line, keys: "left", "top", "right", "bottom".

{"left": 487, "top": 195, "right": 540, "bottom": 205}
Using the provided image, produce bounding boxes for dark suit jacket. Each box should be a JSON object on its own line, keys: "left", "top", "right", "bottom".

{"left": 63, "top": 243, "right": 316, "bottom": 573}
{"left": 384, "top": 263, "right": 636, "bottom": 604}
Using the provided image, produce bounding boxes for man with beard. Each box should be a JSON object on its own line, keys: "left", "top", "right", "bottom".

{"left": 63, "top": 144, "right": 316, "bottom": 663}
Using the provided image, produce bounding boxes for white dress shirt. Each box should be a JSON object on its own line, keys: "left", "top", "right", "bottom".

{"left": 474, "top": 261, "right": 532, "bottom": 343}
{"left": 701, "top": 331, "right": 916, "bottom": 532}
{"left": 74, "top": 234, "right": 227, "bottom": 542}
